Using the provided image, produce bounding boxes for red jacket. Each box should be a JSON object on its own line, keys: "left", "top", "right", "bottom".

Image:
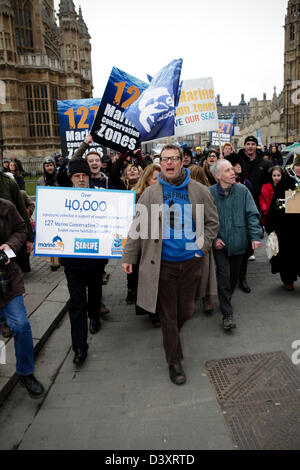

{"left": 259, "top": 183, "right": 274, "bottom": 225}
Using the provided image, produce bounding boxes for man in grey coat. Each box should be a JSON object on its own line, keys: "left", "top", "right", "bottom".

{"left": 209, "top": 159, "right": 262, "bottom": 331}
{"left": 122, "top": 144, "right": 219, "bottom": 385}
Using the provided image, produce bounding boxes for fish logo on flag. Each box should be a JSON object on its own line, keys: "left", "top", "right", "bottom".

{"left": 124, "top": 59, "right": 183, "bottom": 141}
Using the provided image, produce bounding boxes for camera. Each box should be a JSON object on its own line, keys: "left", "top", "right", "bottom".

{"left": 0, "top": 250, "right": 11, "bottom": 295}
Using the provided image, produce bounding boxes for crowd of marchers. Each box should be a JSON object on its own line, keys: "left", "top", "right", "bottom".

{"left": 1, "top": 134, "right": 300, "bottom": 394}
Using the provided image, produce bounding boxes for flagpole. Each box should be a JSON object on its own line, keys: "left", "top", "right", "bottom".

{"left": 218, "top": 129, "right": 222, "bottom": 157}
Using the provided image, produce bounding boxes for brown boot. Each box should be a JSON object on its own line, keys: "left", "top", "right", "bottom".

{"left": 202, "top": 295, "right": 213, "bottom": 314}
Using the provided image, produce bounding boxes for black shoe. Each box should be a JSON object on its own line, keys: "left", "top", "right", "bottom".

{"left": 73, "top": 347, "right": 88, "bottom": 365}
{"left": 51, "top": 265, "right": 60, "bottom": 272}
{"left": 19, "top": 374, "right": 45, "bottom": 399}
{"left": 126, "top": 289, "right": 136, "bottom": 304}
{"left": 239, "top": 279, "right": 251, "bottom": 293}
{"left": 169, "top": 363, "right": 186, "bottom": 385}
{"left": 150, "top": 313, "right": 161, "bottom": 328}
{"left": 223, "top": 314, "right": 236, "bottom": 331}
{"left": 89, "top": 318, "right": 101, "bottom": 334}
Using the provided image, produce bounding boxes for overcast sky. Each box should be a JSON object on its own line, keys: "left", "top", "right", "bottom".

{"left": 54, "top": 0, "right": 288, "bottom": 105}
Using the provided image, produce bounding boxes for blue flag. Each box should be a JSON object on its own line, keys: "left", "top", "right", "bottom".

{"left": 124, "top": 59, "right": 183, "bottom": 141}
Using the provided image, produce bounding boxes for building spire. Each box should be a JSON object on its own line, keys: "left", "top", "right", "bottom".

{"left": 78, "top": 5, "right": 90, "bottom": 38}
{"left": 59, "top": 0, "right": 77, "bottom": 17}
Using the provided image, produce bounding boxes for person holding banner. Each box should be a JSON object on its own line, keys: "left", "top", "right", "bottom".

{"left": 61, "top": 159, "right": 108, "bottom": 365}
{"left": 122, "top": 144, "right": 219, "bottom": 385}
{"left": 111, "top": 151, "right": 144, "bottom": 190}
{"left": 71, "top": 134, "right": 112, "bottom": 190}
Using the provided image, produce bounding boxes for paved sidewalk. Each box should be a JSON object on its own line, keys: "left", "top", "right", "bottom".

{"left": 0, "top": 245, "right": 300, "bottom": 449}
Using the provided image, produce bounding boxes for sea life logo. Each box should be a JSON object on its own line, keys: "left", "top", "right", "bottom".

{"left": 111, "top": 234, "right": 126, "bottom": 255}
{"left": 74, "top": 239, "right": 99, "bottom": 254}
{"left": 38, "top": 235, "right": 64, "bottom": 252}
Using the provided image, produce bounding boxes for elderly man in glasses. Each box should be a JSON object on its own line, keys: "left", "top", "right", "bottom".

{"left": 122, "top": 144, "right": 219, "bottom": 385}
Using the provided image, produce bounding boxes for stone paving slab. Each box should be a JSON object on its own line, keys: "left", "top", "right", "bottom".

{"left": 1, "top": 242, "right": 300, "bottom": 450}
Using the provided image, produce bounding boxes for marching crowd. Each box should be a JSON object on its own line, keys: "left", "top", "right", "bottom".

{"left": 1, "top": 135, "right": 300, "bottom": 395}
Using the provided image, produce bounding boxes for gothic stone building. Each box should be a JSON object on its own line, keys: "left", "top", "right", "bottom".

{"left": 284, "top": 0, "right": 300, "bottom": 143}
{"left": 238, "top": 0, "right": 300, "bottom": 148}
{"left": 0, "top": 0, "right": 93, "bottom": 161}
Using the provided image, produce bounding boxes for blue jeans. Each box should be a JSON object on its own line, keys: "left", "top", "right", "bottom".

{"left": 0, "top": 295, "right": 34, "bottom": 376}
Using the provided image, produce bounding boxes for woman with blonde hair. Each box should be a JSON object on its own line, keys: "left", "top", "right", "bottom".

{"left": 189, "top": 164, "right": 217, "bottom": 315}
{"left": 120, "top": 164, "right": 143, "bottom": 190}
{"left": 189, "top": 165, "right": 210, "bottom": 187}
{"left": 133, "top": 163, "right": 161, "bottom": 200}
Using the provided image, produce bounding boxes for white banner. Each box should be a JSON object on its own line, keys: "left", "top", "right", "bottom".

{"left": 34, "top": 187, "right": 135, "bottom": 259}
{"left": 175, "top": 77, "right": 219, "bottom": 137}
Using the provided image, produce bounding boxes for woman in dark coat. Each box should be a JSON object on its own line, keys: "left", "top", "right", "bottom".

{"left": 265, "top": 157, "right": 300, "bottom": 290}
{"left": 9, "top": 160, "right": 25, "bottom": 190}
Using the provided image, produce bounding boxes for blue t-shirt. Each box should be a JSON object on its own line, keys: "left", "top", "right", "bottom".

{"left": 159, "top": 169, "right": 203, "bottom": 262}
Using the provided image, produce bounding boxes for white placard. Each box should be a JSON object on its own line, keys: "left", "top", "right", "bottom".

{"left": 34, "top": 187, "right": 135, "bottom": 259}
{"left": 175, "top": 77, "right": 219, "bottom": 137}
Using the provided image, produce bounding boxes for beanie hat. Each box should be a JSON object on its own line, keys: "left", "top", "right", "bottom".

{"left": 69, "top": 159, "right": 91, "bottom": 177}
{"left": 43, "top": 156, "right": 55, "bottom": 165}
{"left": 244, "top": 136, "right": 258, "bottom": 146}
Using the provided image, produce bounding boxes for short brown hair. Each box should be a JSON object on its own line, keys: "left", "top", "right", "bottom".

{"left": 86, "top": 151, "right": 101, "bottom": 161}
{"left": 160, "top": 144, "right": 183, "bottom": 160}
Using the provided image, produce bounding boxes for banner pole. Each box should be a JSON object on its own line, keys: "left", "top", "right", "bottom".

{"left": 218, "top": 130, "right": 222, "bottom": 156}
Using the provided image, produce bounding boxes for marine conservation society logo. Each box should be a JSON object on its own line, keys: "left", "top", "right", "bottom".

{"left": 38, "top": 235, "right": 64, "bottom": 252}
{"left": 111, "top": 234, "right": 126, "bottom": 255}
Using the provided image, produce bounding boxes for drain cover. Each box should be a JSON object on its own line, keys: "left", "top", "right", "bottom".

{"left": 205, "top": 351, "right": 300, "bottom": 450}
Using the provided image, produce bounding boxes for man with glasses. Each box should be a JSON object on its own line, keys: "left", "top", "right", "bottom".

{"left": 122, "top": 145, "right": 219, "bottom": 385}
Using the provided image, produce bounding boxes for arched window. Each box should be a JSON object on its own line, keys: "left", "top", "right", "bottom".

{"left": 13, "top": 0, "right": 34, "bottom": 54}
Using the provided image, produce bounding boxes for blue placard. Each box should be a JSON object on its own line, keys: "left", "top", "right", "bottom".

{"left": 124, "top": 59, "right": 183, "bottom": 142}
{"left": 210, "top": 114, "right": 235, "bottom": 146}
{"left": 57, "top": 98, "right": 106, "bottom": 158}
{"left": 91, "top": 67, "right": 149, "bottom": 153}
